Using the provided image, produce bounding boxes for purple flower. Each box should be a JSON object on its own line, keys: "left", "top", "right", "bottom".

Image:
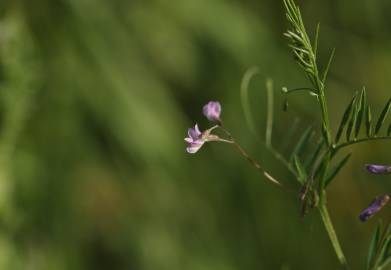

{"left": 184, "top": 124, "right": 221, "bottom": 154}
{"left": 185, "top": 124, "right": 205, "bottom": 154}
{"left": 359, "top": 194, "right": 390, "bottom": 222}
{"left": 365, "top": 164, "right": 391, "bottom": 175}
{"left": 203, "top": 101, "right": 222, "bottom": 122}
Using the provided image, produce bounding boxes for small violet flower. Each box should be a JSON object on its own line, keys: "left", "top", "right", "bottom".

{"left": 359, "top": 194, "right": 390, "bottom": 222}
{"left": 184, "top": 124, "right": 220, "bottom": 154}
{"left": 203, "top": 101, "right": 222, "bottom": 123}
{"left": 365, "top": 164, "right": 391, "bottom": 175}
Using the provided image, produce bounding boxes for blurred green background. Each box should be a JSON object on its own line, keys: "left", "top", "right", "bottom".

{"left": 0, "top": 0, "right": 391, "bottom": 269}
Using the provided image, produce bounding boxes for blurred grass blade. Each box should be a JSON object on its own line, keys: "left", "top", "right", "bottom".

{"left": 367, "top": 220, "right": 382, "bottom": 270}
{"left": 324, "top": 153, "right": 351, "bottom": 187}
{"left": 387, "top": 123, "right": 391, "bottom": 137}
{"left": 366, "top": 104, "right": 373, "bottom": 137}
{"left": 335, "top": 92, "right": 357, "bottom": 143}
{"left": 375, "top": 98, "right": 391, "bottom": 135}
{"left": 354, "top": 88, "right": 366, "bottom": 139}
{"left": 293, "top": 155, "right": 307, "bottom": 184}
{"left": 266, "top": 78, "right": 274, "bottom": 148}
{"left": 240, "top": 67, "right": 260, "bottom": 136}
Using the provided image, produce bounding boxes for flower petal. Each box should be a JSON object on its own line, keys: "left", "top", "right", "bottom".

{"left": 184, "top": 137, "right": 193, "bottom": 143}
{"left": 194, "top": 124, "right": 201, "bottom": 136}
{"left": 186, "top": 142, "right": 204, "bottom": 154}
{"left": 188, "top": 124, "right": 202, "bottom": 139}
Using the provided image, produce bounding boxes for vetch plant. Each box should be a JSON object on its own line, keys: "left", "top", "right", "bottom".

{"left": 185, "top": 0, "right": 391, "bottom": 269}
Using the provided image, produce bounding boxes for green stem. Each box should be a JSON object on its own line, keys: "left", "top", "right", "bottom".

{"left": 304, "top": 21, "right": 346, "bottom": 267}
{"left": 282, "top": 87, "right": 318, "bottom": 95}
{"left": 232, "top": 141, "right": 283, "bottom": 187}
{"left": 219, "top": 126, "right": 283, "bottom": 187}
{"left": 311, "top": 63, "right": 332, "bottom": 147}
{"left": 319, "top": 92, "right": 332, "bottom": 145}
{"left": 319, "top": 200, "right": 349, "bottom": 269}
{"left": 333, "top": 136, "right": 391, "bottom": 153}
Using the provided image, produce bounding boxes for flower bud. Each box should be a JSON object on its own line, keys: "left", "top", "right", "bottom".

{"left": 359, "top": 194, "right": 390, "bottom": 222}
{"left": 203, "top": 101, "right": 221, "bottom": 123}
{"left": 365, "top": 164, "right": 391, "bottom": 175}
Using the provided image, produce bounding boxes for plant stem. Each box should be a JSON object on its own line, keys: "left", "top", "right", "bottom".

{"left": 282, "top": 87, "right": 318, "bottom": 95}
{"left": 319, "top": 92, "right": 332, "bottom": 145}
{"left": 233, "top": 141, "right": 283, "bottom": 187}
{"left": 333, "top": 136, "right": 391, "bottom": 153}
{"left": 311, "top": 61, "right": 332, "bottom": 147}
{"left": 219, "top": 125, "right": 283, "bottom": 187}
{"left": 319, "top": 200, "right": 349, "bottom": 269}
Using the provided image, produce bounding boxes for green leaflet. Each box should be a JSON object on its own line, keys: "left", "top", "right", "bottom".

{"left": 293, "top": 155, "right": 307, "bottom": 184}
{"left": 335, "top": 93, "right": 357, "bottom": 143}
{"left": 283, "top": 0, "right": 300, "bottom": 24}
{"left": 355, "top": 88, "right": 366, "bottom": 139}
{"left": 292, "top": 49, "right": 311, "bottom": 68}
{"left": 367, "top": 220, "right": 382, "bottom": 270}
{"left": 375, "top": 98, "right": 391, "bottom": 135}
{"left": 378, "top": 257, "right": 391, "bottom": 270}
{"left": 366, "top": 104, "right": 373, "bottom": 137}
{"left": 322, "top": 48, "right": 335, "bottom": 85}
{"left": 290, "top": 126, "right": 313, "bottom": 161}
{"left": 366, "top": 221, "right": 391, "bottom": 270}
{"left": 379, "top": 232, "right": 391, "bottom": 269}
{"left": 346, "top": 93, "right": 359, "bottom": 142}
{"left": 324, "top": 153, "right": 351, "bottom": 188}
{"left": 375, "top": 235, "right": 391, "bottom": 269}
{"left": 305, "top": 138, "right": 324, "bottom": 170}
{"left": 313, "top": 23, "right": 320, "bottom": 57}
{"left": 288, "top": 44, "right": 310, "bottom": 55}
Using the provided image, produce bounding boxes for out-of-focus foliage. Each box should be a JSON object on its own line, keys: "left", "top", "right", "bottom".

{"left": 0, "top": 0, "right": 390, "bottom": 269}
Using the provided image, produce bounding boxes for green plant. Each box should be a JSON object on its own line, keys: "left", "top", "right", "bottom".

{"left": 283, "top": 1, "right": 391, "bottom": 268}
{"left": 186, "top": 1, "right": 391, "bottom": 269}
